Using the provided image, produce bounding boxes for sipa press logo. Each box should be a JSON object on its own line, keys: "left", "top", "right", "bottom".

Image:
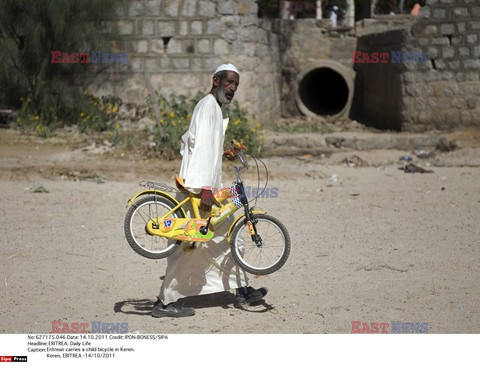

{"left": 351, "top": 321, "right": 429, "bottom": 334}
{"left": 0, "top": 356, "right": 28, "bottom": 362}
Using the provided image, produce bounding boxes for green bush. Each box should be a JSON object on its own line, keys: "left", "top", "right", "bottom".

{"left": 147, "top": 92, "right": 263, "bottom": 159}
{"left": 77, "top": 94, "right": 123, "bottom": 133}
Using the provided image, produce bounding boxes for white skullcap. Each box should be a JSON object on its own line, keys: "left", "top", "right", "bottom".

{"left": 213, "top": 63, "right": 239, "bottom": 76}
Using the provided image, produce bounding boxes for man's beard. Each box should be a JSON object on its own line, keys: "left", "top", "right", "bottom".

{"left": 216, "top": 85, "right": 231, "bottom": 105}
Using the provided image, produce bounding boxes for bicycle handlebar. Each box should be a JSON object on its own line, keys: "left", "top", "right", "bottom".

{"left": 229, "top": 140, "right": 249, "bottom": 169}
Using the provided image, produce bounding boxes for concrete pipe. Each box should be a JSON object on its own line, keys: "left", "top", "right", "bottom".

{"left": 296, "top": 61, "right": 355, "bottom": 118}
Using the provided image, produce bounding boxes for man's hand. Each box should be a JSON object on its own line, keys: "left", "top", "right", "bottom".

{"left": 223, "top": 148, "right": 236, "bottom": 161}
{"left": 199, "top": 188, "right": 221, "bottom": 213}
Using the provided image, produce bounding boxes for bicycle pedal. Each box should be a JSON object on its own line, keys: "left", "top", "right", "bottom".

{"left": 183, "top": 242, "right": 197, "bottom": 252}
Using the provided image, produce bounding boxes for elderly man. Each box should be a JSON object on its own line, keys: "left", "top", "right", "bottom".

{"left": 152, "top": 63, "right": 267, "bottom": 318}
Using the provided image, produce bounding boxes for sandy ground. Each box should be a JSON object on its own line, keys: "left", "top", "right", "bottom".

{"left": 0, "top": 129, "right": 479, "bottom": 334}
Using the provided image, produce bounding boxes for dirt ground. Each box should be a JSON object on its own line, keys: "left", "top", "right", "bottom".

{"left": 0, "top": 128, "right": 479, "bottom": 334}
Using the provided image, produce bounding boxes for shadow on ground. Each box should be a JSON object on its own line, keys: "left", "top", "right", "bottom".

{"left": 114, "top": 292, "right": 275, "bottom": 316}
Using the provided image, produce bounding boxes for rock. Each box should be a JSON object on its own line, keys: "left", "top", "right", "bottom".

{"left": 137, "top": 117, "right": 156, "bottom": 130}
{"left": 341, "top": 155, "right": 369, "bottom": 167}
{"left": 398, "top": 163, "right": 434, "bottom": 173}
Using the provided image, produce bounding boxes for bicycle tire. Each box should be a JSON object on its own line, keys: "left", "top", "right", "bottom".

{"left": 124, "top": 195, "right": 184, "bottom": 259}
{"left": 230, "top": 214, "right": 290, "bottom": 275}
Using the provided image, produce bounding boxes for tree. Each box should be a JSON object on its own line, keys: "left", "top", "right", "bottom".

{"left": 0, "top": 0, "right": 124, "bottom": 124}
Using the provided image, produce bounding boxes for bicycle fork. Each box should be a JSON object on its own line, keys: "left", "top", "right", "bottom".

{"left": 237, "top": 184, "right": 263, "bottom": 247}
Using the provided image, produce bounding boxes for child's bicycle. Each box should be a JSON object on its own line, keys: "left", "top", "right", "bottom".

{"left": 124, "top": 140, "right": 290, "bottom": 275}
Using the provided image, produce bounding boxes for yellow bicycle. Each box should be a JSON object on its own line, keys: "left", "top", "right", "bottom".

{"left": 124, "top": 141, "right": 290, "bottom": 275}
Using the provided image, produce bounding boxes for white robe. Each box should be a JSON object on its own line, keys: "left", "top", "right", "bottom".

{"left": 159, "top": 94, "right": 248, "bottom": 304}
{"left": 179, "top": 93, "right": 227, "bottom": 193}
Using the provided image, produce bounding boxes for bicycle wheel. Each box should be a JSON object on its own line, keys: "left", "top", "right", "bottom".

{"left": 124, "top": 195, "right": 184, "bottom": 259}
{"left": 230, "top": 214, "right": 290, "bottom": 275}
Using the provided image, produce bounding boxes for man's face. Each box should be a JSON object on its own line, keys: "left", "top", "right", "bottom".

{"left": 214, "top": 71, "right": 240, "bottom": 105}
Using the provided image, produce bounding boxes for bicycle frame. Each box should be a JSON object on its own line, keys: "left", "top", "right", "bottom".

{"left": 126, "top": 149, "right": 267, "bottom": 244}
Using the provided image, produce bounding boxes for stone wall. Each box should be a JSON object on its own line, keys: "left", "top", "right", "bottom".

{"left": 404, "top": 0, "right": 480, "bottom": 131}
{"left": 353, "top": 1, "right": 480, "bottom": 131}
{"left": 353, "top": 27, "right": 414, "bottom": 131}
{"left": 97, "top": 0, "right": 281, "bottom": 122}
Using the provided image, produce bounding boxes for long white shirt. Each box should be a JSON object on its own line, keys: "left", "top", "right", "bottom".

{"left": 158, "top": 93, "right": 248, "bottom": 304}
{"left": 179, "top": 93, "right": 228, "bottom": 192}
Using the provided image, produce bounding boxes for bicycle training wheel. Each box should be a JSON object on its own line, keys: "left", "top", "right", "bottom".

{"left": 230, "top": 214, "right": 290, "bottom": 275}
{"left": 124, "top": 195, "right": 184, "bottom": 259}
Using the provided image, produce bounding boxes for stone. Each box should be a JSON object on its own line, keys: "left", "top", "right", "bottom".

{"left": 224, "top": 29, "right": 237, "bottom": 43}
{"left": 464, "top": 58, "right": 480, "bottom": 69}
{"left": 466, "top": 97, "right": 478, "bottom": 109}
{"left": 466, "top": 34, "right": 478, "bottom": 44}
{"left": 432, "top": 37, "right": 450, "bottom": 46}
{"left": 447, "top": 60, "right": 460, "bottom": 70}
{"left": 151, "top": 39, "right": 164, "bottom": 54}
{"left": 166, "top": 38, "right": 182, "bottom": 54}
{"left": 451, "top": 7, "right": 469, "bottom": 17}
{"left": 145, "top": 0, "right": 161, "bottom": 16}
{"left": 206, "top": 19, "right": 222, "bottom": 35}
{"left": 459, "top": 47, "right": 470, "bottom": 57}
{"left": 237, "top": 2, "right": 250, "bottom": 15}
{"left": 418, "top": 37, "right": 429, "bottom": 47}
{"left": 157, "top": 21, "right": 176, "bottom": 36}
{"left": 442, "top": 47, "right": 454, "bottom": 58}
{"left": 460, "top": 111, "right": 472, "bottom": 125}
{"left": 198, "top": 1, "right": 216, "bottom": 17}
{"left": 136, "top": 40, "right": 149, "bottom": 53}
{"left": 159, "top": 57, "right": 171, "bottom": 69}
{"left": 473, "top": 7, "right": 480, "bottom": 18}
{"left": 179, "top": 21, "right": 189, "bottom": 36}
{"left": 221, "top": 15, "right": 241, "bottom": 28}
{"left": 129, "top": 1, "right": 144, "bottom": 16}
{"left": 427, "top": 46, "right": 439, "bottom": 58}
{"left": 164, "top": 0, "right": 179, "bottom": 17}
{"left": 191, "top": 20, "right": 203, "bottom": 35}
{"left": 197, "top": 39, "right": 210, "bottom": 54}
{"left": 129, "top": 57, "right": 144, "bottom": 71}
{"left": 439, "top": 24, "right": 455, "bottom": 35}
{"left": 143, "top": 20, "right": 155, "bottom": 35}
{"left": 465, "top": 72, "right": 479, "bottom": 81}
{"left": 433, "top": 8, "right": 446, "bottom": 18}
{"left": 213, "top": 39, "right": 230, "bottom": 55}
{"left": 145, "top": 57, "right": 158, "bottom": 71}
{"left": 470, "top": 21, "right": 480, "bottom": 30}
{"left": 181, "top": 0, "right": 197, "bottom": 17}
{"left": 424, "top": 25, "right": 437, "bottom": 35}
{"left": 173, "top": 58, "right": 190, "bottom": 69}
{"left": 118, "top": 20, "right": 134, "bottom": 35}
{"left": 218, "top": 0, "right": 237, "bottom": 15}
{"left": 138, "top": 117, "right": 155, "bottom": 130}
{"left": 435, "top": 59, "right": 446, "bottom": 69}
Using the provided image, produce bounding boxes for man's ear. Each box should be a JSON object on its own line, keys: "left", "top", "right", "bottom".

{"left": 212, "top": 75, "right": 220, "bottom": 87}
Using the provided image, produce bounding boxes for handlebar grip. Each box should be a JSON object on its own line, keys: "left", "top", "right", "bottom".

{"left": 231, "top": 140, "right": 248, "bottom": 151}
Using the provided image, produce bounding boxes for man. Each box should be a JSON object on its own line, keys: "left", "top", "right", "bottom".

{"left": 152, "top": 63, "right": 267, "bottom": 318}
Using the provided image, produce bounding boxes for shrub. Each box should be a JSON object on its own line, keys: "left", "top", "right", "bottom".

{"left": 147, "top": 92, "right": 263, "bottom": 159}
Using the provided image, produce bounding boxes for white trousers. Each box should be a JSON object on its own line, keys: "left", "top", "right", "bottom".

{"left": 158, "top": 195, "right": 248, "bottom": 304}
